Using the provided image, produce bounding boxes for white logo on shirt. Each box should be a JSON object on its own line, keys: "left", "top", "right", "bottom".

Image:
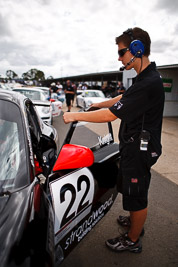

{"left": 114, "top": 101, "right": 123, "bottom": 110}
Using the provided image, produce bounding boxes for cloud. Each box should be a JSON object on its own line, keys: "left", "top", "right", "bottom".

{"left": 152, "top": 40, "right": 174, "bottom": 53}
{"left": 173, "top": 23, "right": 178, "bottom": 35}
{"left": 0, "top": 13, "right": 12, "bottom": 37}
{"left": 155, "top": 0, "right": 178, "bottom": 15}
{"left": 0, "top": 0, "right": 177, "bottom": 78}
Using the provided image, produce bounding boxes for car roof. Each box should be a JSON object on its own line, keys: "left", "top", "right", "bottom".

{"left": 0, "top": 89, "right": 34, "bottom": 115}
{"left": 13, "top": 87, "right": 45, "bottom": 93}
{"left": 0, "top": 89, "right": 27, "bottom": 103}
{"left": 33, "top": 87, "right": 50, "bottom": 90}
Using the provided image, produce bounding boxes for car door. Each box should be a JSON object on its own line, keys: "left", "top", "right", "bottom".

{"left": 48, "top": 115, "right": 120, "bottom": 265}
{"left": 25, "top": 100, "right": 57, "bottom": 177}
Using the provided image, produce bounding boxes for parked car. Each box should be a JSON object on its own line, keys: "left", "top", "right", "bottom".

{"left": 50, "top": 93, "right": 63, "bottom": 117}
{"left": 0, "top": 90, "right": 120, "bottom": 266}
{"left": 13, "top": 87, "right": 53, "bottom": 125}
{"left": 76, "top": 89, "right": 107, "bottom": 108}
{"left": 35, "top": 87, "right": 65, "bottom": 103}
{"left": 31, "top": 87, "right": 64, "bottom": 116}
{"left": 34, "top": 86, "right": 51, "bottom": 99}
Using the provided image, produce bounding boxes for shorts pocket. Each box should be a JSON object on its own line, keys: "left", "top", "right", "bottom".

{"left": 122, "top": 171, "right": 151, "bottom": 198}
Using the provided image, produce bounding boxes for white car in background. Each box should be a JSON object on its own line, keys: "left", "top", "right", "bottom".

{"left": 76, "top": 89, "right": 107, "bottom": 108}
{"left": 50, "top": 93, "right": 63, "bottom": 117}
{"left": 34, "top": 86, "right": 51, "bottom": 99}
{"left": 35, "top": 86, "right": 66, "bottom": 103}
{"left": 13, "top": 87, "right": 53, "bottom": 124}
{"left": 30, "top": 87, "right": 63, "bottom": 117}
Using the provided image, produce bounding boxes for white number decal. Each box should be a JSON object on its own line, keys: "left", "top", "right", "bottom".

{"left": 49, "top": 168, "right": 94, "bottom": 238}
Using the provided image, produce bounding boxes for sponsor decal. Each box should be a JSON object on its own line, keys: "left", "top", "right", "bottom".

{"left": 151, "top": 152, "right": 158, "bottom": 157}
{"left": 64, "top": 194, "right": 114, "bottom": 250}
{"left": 114, "top": 101, "right": 123, "bottom": 110}
{"left": 26, "top": 120, "right": 34, "bottom": 167}
{"left": 131, "top": 178, "right": 138, "bottom": 183}
{"left": 23, "top": 108, "right": 34, "bottom": 167}
{"left": 49, "top": 168, "right": 95, "bottom": 243}
{"left": 162, "top": 78, "right": 173, "bottom": 92}
{"left": 98, "top": 133, "right": 113, "bottom": 146}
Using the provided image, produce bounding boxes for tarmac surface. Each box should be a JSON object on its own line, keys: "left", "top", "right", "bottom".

{"left": 55, "top": 104, "right": 178, "bottom": 267}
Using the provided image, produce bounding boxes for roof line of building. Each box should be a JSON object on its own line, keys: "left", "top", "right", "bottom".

{"left": 54, "top": 64, "right": 178, "bottom": 80}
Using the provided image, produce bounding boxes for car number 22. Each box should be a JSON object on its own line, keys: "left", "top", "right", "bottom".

{"left": 50, "top": 168, "right": 95, "bottom": 242}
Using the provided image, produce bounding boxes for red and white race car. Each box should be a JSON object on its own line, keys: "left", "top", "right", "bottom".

{"left": 50, "top": 93, "right": 63, "bottom": 117}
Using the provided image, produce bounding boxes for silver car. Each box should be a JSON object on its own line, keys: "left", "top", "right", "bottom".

{"left": 13, "top": 87, "right": 53, "bottom": 124}
{"left": 76, "top": 89, "right": 107, "bottom": 108}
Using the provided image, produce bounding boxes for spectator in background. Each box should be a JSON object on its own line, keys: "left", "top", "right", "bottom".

{"left": 117, "top": 81, "right": 126, "bottom": 95}
{"left": 64, "top": 80, "right": 75, "bottom": 112}
{"left": 82, "top": 83, "right": 88, "bottom": 90}
{"left": 56, "top": 82, "right": 64, "bottom": 96}
{"left": 50, "top": 82, "right": 59, "bottom": 95}
{"left": 71, "top": 82, "right": 77, "bottom": 107}
{"left": 57, "top": 82, "right": 63, "bottom": 90}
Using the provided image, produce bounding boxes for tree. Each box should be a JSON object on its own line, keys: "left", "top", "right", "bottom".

{"left": 47, "top": 76, "right": 54, "bottom": 80}
{"left": 22, "top": 68, "right": 45, "bottom": 81}
{"left": 36, "top": 70, "right": 45, "bottom": 81}
{"left": 6, "top": 70, "right": 18, "bottom": 80}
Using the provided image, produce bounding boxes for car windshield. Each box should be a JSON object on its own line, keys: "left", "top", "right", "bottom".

{"left": 84, "top": 91, "right": 105, "bottom": 98}
{"left": 14, "top": 89, "right": 46, "bottom": 101}
{"left": 0, "top": 100, "right": 28, "bottom": 193}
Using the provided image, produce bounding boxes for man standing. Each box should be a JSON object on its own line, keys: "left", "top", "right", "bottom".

{"left": 117, "top": 81, "right": 126, "bottom": 95}
{"left": 63, "top": 27, "right": 165, "bottom": 253}
{"left": 64, "top": 80, "right": 75, "bottom": 112}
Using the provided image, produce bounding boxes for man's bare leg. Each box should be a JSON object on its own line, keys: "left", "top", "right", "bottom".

{"left": 128, "top": 208, "right": 147, "bottom": 242}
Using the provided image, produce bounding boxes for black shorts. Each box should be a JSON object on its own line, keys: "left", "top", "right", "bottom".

{"left": 118, "top": 138, "right": 159, "bottom": 211}
{"left": 66, "top": 94, "right": 73, "bottom": 107}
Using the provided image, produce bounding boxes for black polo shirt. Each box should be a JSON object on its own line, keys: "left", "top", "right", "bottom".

{"left": 65, "top": 85, "right": 74, "bottom": 94}
{"left": 109, "top": 62, "right": 165, "bottom": 156}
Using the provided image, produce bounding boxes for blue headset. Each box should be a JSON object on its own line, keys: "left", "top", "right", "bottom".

{"left": 123, "top": 28, "right": 145, "bottom": 58}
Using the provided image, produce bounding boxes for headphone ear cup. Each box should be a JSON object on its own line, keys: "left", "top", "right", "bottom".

{"left": 129, "top": 40, "right": 145, "bottom": 57}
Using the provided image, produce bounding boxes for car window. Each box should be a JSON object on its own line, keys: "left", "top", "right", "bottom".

{"left": 0, "top": 100, "right": 28, "bottom": 193}
{"left": 69, "top": 121, "right": 113, "bottom": 149}
{"left": 84, "top": 91, "right": 105, "bottom": 98}
{"left": 97, "top": 91, "right": 105, "bottom": 98}
{"left": 25, "top": 101, "right": 41, "bottom": 144}
{"left": 14, "top": 89, "right": 46, "bottom": 101}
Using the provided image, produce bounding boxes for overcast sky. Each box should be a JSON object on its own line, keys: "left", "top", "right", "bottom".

{"left": 0, "top": 0, "right": 178, "bottom": 79}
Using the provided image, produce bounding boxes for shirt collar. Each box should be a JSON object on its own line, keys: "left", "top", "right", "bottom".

{"left": 136, "top": 62, "right": 156, "bottom": 81}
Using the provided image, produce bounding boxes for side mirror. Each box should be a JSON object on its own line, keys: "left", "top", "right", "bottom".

{"left": 53, "top": 144, "right": 94, "bottom": 171}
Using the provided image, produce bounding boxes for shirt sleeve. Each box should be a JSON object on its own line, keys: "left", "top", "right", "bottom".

{"left": 109, "top": 83, "right": 149, "bottom": 123}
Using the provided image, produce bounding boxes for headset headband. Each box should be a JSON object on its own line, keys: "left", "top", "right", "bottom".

{"left": 123, "top": 28, "right": 134, "bottom": 41}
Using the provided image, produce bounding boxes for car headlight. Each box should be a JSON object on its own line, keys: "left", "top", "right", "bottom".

{"left": 42, "top": 107, "right": 50, "bottom": 114}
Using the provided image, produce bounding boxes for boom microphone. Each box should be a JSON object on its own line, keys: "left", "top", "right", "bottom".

{"left": 120, "top": 56, "right": 136, "bottom": 71}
